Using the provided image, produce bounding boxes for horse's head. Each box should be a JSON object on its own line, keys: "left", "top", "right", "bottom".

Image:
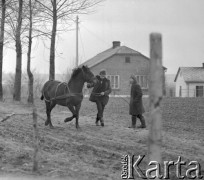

{"left": 81, "top": 65, "right": 97, "bottom": 84}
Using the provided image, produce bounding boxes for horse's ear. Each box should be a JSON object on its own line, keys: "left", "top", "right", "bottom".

{"left": 82, "top": 65, "right": 88, "bottom": 71}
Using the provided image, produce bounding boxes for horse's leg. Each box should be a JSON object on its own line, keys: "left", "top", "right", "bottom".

{"left": 45, "top": 101, "right": 51, "bottom": 126}
{"left": 100, "top": 104, "right": 105, "bottom": 127}
{"left": 48, "top": 102, "right": 56, "bottom": 128}
{"left": 75, "top": 103, "right": 81, "bottom": 129}
{"left": 45, "top": 101, "right": 56, "bottom": 128}
{"left": 96, "top": 101, "right": 103, "bottom": 126}
{"left": 64, "top": 104, "right": 76, "bottom": 122}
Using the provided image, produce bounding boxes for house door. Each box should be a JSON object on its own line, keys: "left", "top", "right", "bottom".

{"left": 196, "top": 86, "right": 203, "bottom": 97}
{"left": 179, "top": 86, "right": 182, "bottom": 97}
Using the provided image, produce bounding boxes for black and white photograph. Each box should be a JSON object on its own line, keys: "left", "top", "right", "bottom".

{"left": 0, "top": 0, "right": 204, "bottom": 179}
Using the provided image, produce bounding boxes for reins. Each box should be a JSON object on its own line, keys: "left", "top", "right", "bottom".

{"left": 89, "top": 77, "right": 130, "bottom": 105}
{"left": 114, "top": 93, "right": 130, "bottom": 105}
{"left": 91, "top": 92, "right": 103, "bottom": 96}
{"left": 90, "top": 91, "right": 130, "bottom": 105}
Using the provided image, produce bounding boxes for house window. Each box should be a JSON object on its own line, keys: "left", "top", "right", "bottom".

{"left": 135, "top": 75, "right": 148, "bottom": 89}
{"left": 196, "top": 86, "right": 203, "bottom": 97}
{"left": 125, "top": 57, "right": 130, "bottom": 63}
{"left": 106, "top": 75, "right": 120, "bottom": 89}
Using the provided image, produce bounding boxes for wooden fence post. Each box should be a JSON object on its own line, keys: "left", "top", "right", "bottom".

{"left": 32, "top": 105, "right": 39, "bottom": 172}
{"left": 148, "top": 33, "right": 163, "bottom": 179}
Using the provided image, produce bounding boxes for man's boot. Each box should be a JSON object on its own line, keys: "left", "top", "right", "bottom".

{"left": 138, "top": 115, "right": 146, "bottom": 128}
{"left": 100, "top": 117, "right": 104, "bottom": 127}
{"left": 96, "top": 117, "right": 100, "bottom": 126}
{"left": 129, "top": 116, "right": 136, "bottom": 128}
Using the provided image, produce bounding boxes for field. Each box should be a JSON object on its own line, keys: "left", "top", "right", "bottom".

{"left": 0, "top": 97, "right": 204, "bottom": 180}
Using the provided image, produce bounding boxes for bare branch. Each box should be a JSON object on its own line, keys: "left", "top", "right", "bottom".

{"left": 1, "top": 113, "right": 15, "bottom": 122}
{"left": 35, "top": 0, "right": 53, "bottom": 13}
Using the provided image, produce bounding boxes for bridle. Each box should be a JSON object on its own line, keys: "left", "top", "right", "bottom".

{"left": 81, "top": 67, "right": 95, "bottom": 84}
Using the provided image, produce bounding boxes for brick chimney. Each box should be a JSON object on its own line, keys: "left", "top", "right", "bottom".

{"left": 112, "top": 41, "right": 121, "bottom": 48}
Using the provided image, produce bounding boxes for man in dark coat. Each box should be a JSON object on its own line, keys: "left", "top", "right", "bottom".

{"left": 87, "top": 69, "right": 112, "bottom": 126}
{"left": 129, "top": 74, "right": 146, "bottom": 128}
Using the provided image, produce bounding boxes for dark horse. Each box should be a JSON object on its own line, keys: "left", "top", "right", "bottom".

{"left": 40, "top": 65, "right": 96, "bottom": 129}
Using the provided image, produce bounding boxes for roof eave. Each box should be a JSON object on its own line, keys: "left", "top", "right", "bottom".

{"left": 186, "top": 81, "right": 204, "bottom": 83}
{"left": 174, "top": 67, "right": 181, "bottom": 82}
{"left": 79, "top": 54, "right": 115, "bottom": 69}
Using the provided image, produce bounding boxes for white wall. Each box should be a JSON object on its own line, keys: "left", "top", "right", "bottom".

{"left": 176, "top": 72, "right": 204, "bottom": 97}
{"left": 188, "top": 83, "right": 204, "bottom": 97}
{"left": 175, "top": 71, "right": 187, "bottom": 97}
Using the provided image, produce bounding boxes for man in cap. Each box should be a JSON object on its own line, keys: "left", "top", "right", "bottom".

{"left": 129, "top": 74, "right": 146, "bottom": 128}
{"left": 87, "top": 69, "right": 112, "bottom": 126}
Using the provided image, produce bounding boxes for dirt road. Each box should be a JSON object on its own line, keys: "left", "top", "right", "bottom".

{"left": 0, "top": 97, "right": 204, "bottom": 179}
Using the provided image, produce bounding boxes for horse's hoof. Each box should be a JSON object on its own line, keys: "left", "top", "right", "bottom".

{"left": 45, "top": 120, "right": 49, "bottom": 126}
{"left": 64, "top": 117, "right": 73, "bottom": 122}
{"left": 76, "top": 126, "right": 81, "bottom": 130}
{"left": 49, "top": 125, "right": 54, "bottom": 129}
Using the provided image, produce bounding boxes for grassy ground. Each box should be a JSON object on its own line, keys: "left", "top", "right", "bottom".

{"left": 0, "top": 97, "right": 204, "bottom": 179}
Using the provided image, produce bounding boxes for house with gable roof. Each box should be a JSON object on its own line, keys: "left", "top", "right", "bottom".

{"left": 174, "top": 64, "right": 204, "bottom": 97}
{"left": 80, "top": 41, "right": 166, "bottom": 95}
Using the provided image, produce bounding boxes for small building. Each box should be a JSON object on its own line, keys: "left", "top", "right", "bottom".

{"left": 80, "top": 41, "right": 166, "bottom": 95}
{"left": 174, "top": 64, "right": 204, "bottom": 97}
{"left": 165, "top": 74, "right": 176, "bottom": 97}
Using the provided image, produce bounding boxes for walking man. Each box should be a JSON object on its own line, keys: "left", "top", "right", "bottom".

{"left": 129, "top": 74, "right": 146, "bottom": 128}
{"left": 87, "top": 69, "right": 112, "bottom": 126}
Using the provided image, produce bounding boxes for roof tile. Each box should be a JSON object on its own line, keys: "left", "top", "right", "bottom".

{"left": 80, "top": 45, "right": 147, "bottom": 68}
{"left": 179, "top": 67, "right": 204, "bottom": 82}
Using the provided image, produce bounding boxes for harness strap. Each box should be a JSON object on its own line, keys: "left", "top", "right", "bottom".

{"left": 50, "top": 92, "right": 83, "bottom": 101}
{"left": 42, "top": 80, "right": 84, "bottom": 103}
{"left": 51, "top": 82, "right": 70, "bottom": 101}
{"left": 54, "top": 82, "right": 69, "bottom": 100}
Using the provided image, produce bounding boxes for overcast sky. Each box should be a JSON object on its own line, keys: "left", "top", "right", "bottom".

{"left": 3, "top": 0, "right": 204, "bottom": 74}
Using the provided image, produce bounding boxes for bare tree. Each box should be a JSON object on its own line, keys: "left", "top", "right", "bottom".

{"left": 6, "top": 0, "right": 32, "bottom": 101}
{"left": 5, "top": 0, "right": 46, "bottom": 102}
{"left": 26, "top": 0, "right": 51, "bottom": 103}
{"left": 27, "top": 0, "right": 34, "bottom": 103}
{"left": 0, "top": 0, "right": 6, "bottom": 101}
{"left": 12, "top": 0, "right": 23, "bottom": 101}
{"left": 0, "top": 0, "right": 23, "bottom": 101}
{"left": 7, "top": 73, "right": 15, "bottom": 96}
{"left": 35, "top": 0, "right": 104, "bottom": 80}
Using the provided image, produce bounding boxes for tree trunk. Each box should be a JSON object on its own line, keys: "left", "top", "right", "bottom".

{"left": 27, "top": 0, "right": 34, "bottom": 103}
{"left": 49, "top": 0, "right": 57, "bottom": 80}
{"left": 13, "top": 0, "right": 23, "bottom": 101}
{"left": 0, "top": 0, "right": 6, "bottom": 101}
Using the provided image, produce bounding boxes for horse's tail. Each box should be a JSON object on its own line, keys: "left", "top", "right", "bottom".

{"left": 40, "top": 94, "right": 44, "bottom": 100}
{"left": 40, "top": 84, "right": 45, "bottom": 101}
{"left": 40, "top": 80, "right": 50, "bottom": 101}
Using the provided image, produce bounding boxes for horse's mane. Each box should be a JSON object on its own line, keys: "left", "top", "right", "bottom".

{"left": 70, "top": 67, "right": 82, "bottom": 79}
{"left": 68, "top": 66, "right": 90, "bottom": 85}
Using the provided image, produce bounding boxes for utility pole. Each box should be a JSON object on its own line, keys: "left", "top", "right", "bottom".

{"left": 148, "top": 33, "right": 163, "bottom": 179}
{"left": 76, "top": 15, "right": 79, "bottom": 67}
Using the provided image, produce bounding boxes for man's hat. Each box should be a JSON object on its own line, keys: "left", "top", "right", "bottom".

{"left": 99, "top": 69, "right": 106, "bottom": 76}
